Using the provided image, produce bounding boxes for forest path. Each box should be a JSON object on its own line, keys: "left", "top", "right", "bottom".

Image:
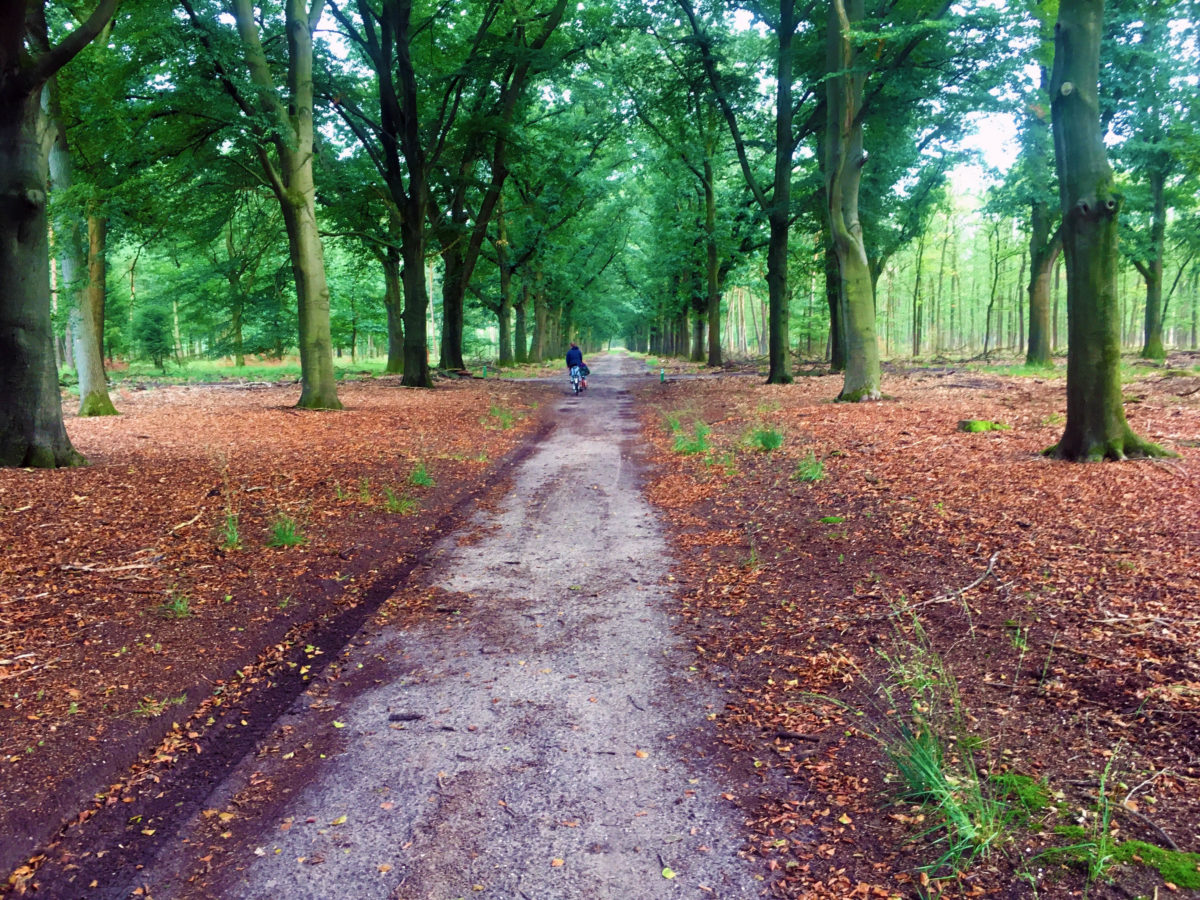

{"left": 131, "top": 353, "right": 760, "bottom": 899}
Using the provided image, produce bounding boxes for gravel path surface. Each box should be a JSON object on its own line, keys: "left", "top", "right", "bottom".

{"left": 130, "top": 354, "right": 761, "bottom": 899}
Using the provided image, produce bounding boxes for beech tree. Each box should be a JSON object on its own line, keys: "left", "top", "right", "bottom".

{"left": 181, "top": 0, "right": 342, "bottom": 408}
{"left": 0, "top": 0, "right": 117, "bottom": 467}
{"left": 1048, "top": 0, "right": 1168, "bottom": 460}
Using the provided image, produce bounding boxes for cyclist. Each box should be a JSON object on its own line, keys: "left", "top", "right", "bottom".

{"left": 566, "top": 342, "right": 587, "bottom": 391}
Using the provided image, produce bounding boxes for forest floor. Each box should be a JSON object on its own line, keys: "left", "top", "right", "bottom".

{"left": 2, "top": 353, "right": 1200, "bottom": 898}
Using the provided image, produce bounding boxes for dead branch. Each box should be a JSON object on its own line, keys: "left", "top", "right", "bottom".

{"left": 896, "top": 552, "right": 999, "bottom": 612}
{"left": 0, "top": 657, "right": 62, "bottom": 681}
{"left": 62, "top": 561, "right": 158, "bottom": 574}
{"left": 169, "top": 511, "right": 204, "bottom": 532}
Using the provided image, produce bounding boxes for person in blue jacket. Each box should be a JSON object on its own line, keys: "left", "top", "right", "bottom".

{"left": 565, "top": 342, "right": 586, "bottom": 389}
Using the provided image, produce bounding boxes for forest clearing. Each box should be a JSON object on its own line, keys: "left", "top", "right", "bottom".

{"left": 2, "top": 355, "right": 1199, "bottom": 898}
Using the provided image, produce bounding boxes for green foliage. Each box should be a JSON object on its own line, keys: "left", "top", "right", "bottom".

{"left": 158, "top": 590, "right": 193, "bottom": 619}
{"left": 792, "top": 452, "right": 826, "bottom": 483}
{"left": 1113, "top": 841, "right": 1200, "bottom": 889}
{"left": 747, "top": 427, "right": 784, "bottom": 452}
{"left": 673, "top": 422, "right": 711, "bottom": 455}
{"left": 384, "top": 487, "right": 417, "bottom": 515}
{"left": 486, "top": 404, "right": 515, "bottom": 429}
{"left": 133, "top": 304, "right": 175, "bottom": 372}
{"left": 218, "top": 512, "right": 240, "bottom": 551}
{"left": 132, "top": 694, "right": 187, "bottom": 718}
{"left": 958, "top": 420, "right": 1012, "bottom": 433}
{"left": 408, "top": 462, "right": 435, "bottom": 488}
{"left": 819, "top": 515, "right": 844, "bottom": 524}
{"left": 872, "top": 611, "right": 1012, "bottom": 874}
{"left": 266, "top": 514, "right": 306, "bottom": 548}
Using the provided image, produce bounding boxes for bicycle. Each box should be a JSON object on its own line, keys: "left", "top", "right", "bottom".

{"left": 569, "top": 365, "right": 583, "bottom": 395}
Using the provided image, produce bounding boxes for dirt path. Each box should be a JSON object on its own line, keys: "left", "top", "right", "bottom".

{"left": 128, "top": 354, "right": 760, "bottom": 899}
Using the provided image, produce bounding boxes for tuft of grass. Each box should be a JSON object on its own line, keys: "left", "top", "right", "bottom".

{"left": 873, "top": 611, "right": 1012, "bottom": 874}
{"left": 748, "top": 426, "right": 784, "bottom": 452}
{"left": 673, "top": 421, "right": 711, "bottom": 455}
{"left": 384, "top": 487, "right": 417, "bottom": 515}
{"left": 664, "top": 412, "right": 683, "bottom": 434}
{"left": 792, "top": 452, "right": 825, "bottom": 483}
{"left": 358, "top": 476, "right": 372, "bottom": 503}
{"left": 266, "top": 513, "right": 306, "bottom": 548}
{"left": 218, "top": 512, "right": 240, "bottom": 551}
{"left": 819, "top": 515, "right": 844, "bottom": 524}
{"left": 408, "top": 462, "right": 435, "bottom": 488}
{"left": 486, "top": 404, "right": 515, "bottom": 429}
{"left": 132, "top": 694, "right": 187, "bottom": 718}
{"left": 159, "top": 590, "right": 193, "bottom": 619}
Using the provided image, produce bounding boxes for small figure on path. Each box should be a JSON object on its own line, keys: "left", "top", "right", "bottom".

{"left": 566, "top": 341, "right": 588, "bottom": 392}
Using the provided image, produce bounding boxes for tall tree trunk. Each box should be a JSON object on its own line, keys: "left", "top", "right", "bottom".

{"left": 827, "top": 0, "right": 881, "bottom": 401}
{"left": 514, "top": 279, "right": 529, "bottom": 363}
{"left": 0, "top": 92, "right": 84, "bottom": 466}
{"left": 1139, "top": 167, "right": 1167, "bottom": 360}
{"left": 77, "top": 213, "right": 117, "bottom": 415}
{"left": 531, "top": 264, "right": 547, "bottom": 363}
{"left": 1025, "top": 64, "right": 1059, "bottom": 367}
{"left": 383, "top": 245, "right": 404, "bottom": 374}
{"left": 226, "top": 0, "right": 340, "bottom": 408}
{"left": 703, "top": 158, "right": 722, "bottom": 367}
{"left": 438, "top": 245, "right": 466, "bottom": 370}
{"left": 1049, "top": 0, "right": 1166, "bottom": 460}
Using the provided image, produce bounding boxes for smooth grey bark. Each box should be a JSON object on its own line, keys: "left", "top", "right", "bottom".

{"left": 226, "top": 0, "right": 342, "bottom": 409}
{"left": 826, "top": 0, "right": 881, "bottom": 401}
{"left": 0, "top": 0, "right": 118, "bottom": 466}
{"left": 47, "top": 87, "right": 115, "bottom": 416}
{"left": 1049, "top": 0, "right": 1167, "bottom": 460}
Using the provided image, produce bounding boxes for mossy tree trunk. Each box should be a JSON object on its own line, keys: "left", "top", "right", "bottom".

{"left": 0, "top": 0, "right": 117, "bottom": 467}
{"left": 1049, "top": 0, "right": 1168, "bottom": 460}
{"left": 1135, "top": 167, "right": 1167, "bottom": 361}
{"left": 382, "top": 245, "right": 404, "bottom": 374}
{"left": 826, "top": 0, "right": 881, "bottom": 402}
{"left": 1025, "top": 66, "right": 1060, "bottom": 368}
{"left": 227, "top": 0, "right": 341, "bottom": 409}
{"left": 77, "top": 213, "right": 117, "bottom": 416}
{"left": 47, "top": 89, "right": 116, "bottom": 418}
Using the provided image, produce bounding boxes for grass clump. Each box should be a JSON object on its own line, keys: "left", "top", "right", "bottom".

{"left": 748, "top": 426, "right": 784, "bottom": 452}
{"left": 159, "top": 590, "right": 193, "bottom": 619}
{"left": 408, "top": 462, "right": 435, "bottom": 488}
{"left": 872, "top": 611, "right": 1012, "bottom": 875}
{"left": 132, "top": 694, "right": 186, "bottom": 718}
{"left": 218, "top": 512, "right": 240, "bottom": 551}
{"left": 266, "top": 513, "right": 306, "bottom": 548}
{"left": 792, "top": 452, "right": 825, "bottom": 483}
{"left": 486, "top": 404, "right": 515, "bottom": 429}
{"left": 673, "top": 421, "right": 711, "bottom": 455}
{"left": 384, "top": 487, "right": 417, "bottom": 515}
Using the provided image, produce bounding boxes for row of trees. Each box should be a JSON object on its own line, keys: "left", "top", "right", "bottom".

{"left": 2, "top": 0, "right": 1195, "bottom": 467}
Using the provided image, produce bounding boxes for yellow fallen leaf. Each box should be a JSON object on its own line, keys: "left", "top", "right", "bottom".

{"left": 332, "top": 721, "right": 347, "bottom": 729}
{"left": 635, "top": 749, "right": 649, "bottom": 759}
{"left": 838, "top": 813, "right": 853, "bottom": 825}
{"left": 330, "top": 815, "right": 347, "bottom": 826}
{"left": 551, "top": 858, "right": 564, "bottom": 867}
{"left": 662, "top": 867, "right": 676, "bottom": 879}
{"left": 378, "top": 864, "right": 392, "bottom": 874}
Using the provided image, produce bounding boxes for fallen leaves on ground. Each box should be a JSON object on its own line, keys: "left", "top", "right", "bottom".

{"left": 639, "top": 359, "right": 1200, "bottom": 899}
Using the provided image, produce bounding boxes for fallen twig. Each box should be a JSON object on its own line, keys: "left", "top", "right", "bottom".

{"left": 62, "top": 561, "right": 159, "bottom": 574}
{"left": 169, "top": 511, "right": 204, "bottom": 532}
{"left": 0, "top": 657, "right": 61, "bottom": 681}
